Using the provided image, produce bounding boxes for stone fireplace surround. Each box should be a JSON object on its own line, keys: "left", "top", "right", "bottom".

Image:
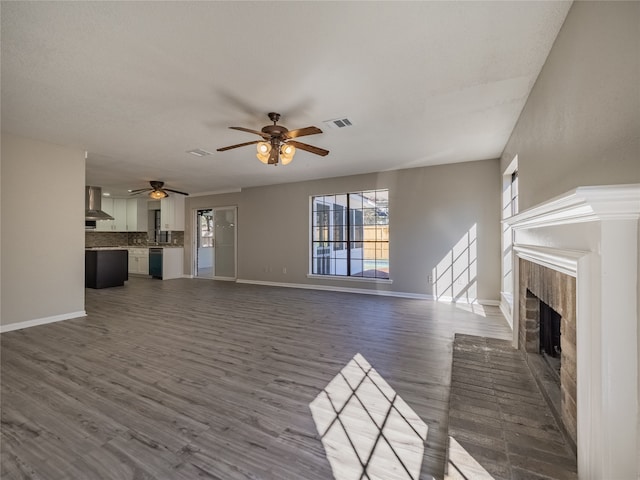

{"left": 505, "top": 184, "right": 639, "bottom": 480}
{"left": 519, "top": 260, "right": 577, "bottom": 449}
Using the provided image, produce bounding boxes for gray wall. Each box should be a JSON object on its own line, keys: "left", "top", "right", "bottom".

{"left": 500, "top": 1, "right": 640, "bottom": 210}
{"left": 1, "top": 133, "right": 85, "bottom": 328}
{"left": 185, "top": 159, "right": 501, "bottom": 301}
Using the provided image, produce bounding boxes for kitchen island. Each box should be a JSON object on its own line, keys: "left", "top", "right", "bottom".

{"left": 85, "top": 249, "right": 128, "bottom": 288}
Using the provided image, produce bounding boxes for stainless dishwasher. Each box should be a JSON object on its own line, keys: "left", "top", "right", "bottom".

{"left": 149, "top": 248, "right": 163, "bottom": 279}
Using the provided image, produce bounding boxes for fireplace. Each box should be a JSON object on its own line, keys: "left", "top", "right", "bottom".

{"left": 504, "top": 184, "right": 639, "bottom": 479}
{"left": 519, "top": 262, "right": 577, "bottom": 448}
{"left": 540, "top": 300, "right": 561, "bottom": 361}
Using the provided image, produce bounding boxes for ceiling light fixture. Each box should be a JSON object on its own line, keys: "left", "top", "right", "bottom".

{"left": 256, "top": 141, "right": 272, "bottom": 164}
{"left": 149, "top": 190, "right": 168, "bottom": 199}
{"left": 218, "top": 112, "right": 327, "bottom": 166}
{"left": 256, "top": 140, "right": 296, "bottom": 166}
{"left": 280, "top": 143, "right": 296, "bottom": 165}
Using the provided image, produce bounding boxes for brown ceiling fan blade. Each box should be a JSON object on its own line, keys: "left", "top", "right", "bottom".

{"left": 288, "top": 141, "right": 330, "bottom": 157}
{"left": 229, "top": 126, "right": 270, "bottom": 139}
{"left": 217, "top": 140, "right": 261, "bottom": 152}
{"left": 164, "top": 188, "right": 190, "bottom": 196}
{"left": 129, "top": 188, "right": 152, "bottom": 194}
{"left": 284, "top": 126, "right": 323, "bottom": 140}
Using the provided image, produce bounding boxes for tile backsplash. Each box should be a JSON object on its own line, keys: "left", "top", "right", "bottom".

{"left": 170, "top": 231, "right": 184, "bottom": 245}
{"left": 86, "top": 231, "right": 184, "bottom": 247}
{"left": 85, "top": 231, "right": 128, "bottom": 247}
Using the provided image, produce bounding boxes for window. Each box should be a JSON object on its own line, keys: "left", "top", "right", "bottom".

{"left": 501, "top": 155, "right": 518, "bottom": 317}
{"left": 510, "top": 170, "right": 519, "bottom": 216}
{"left": 311, "top": 189, "right": 389, "bottom": 279}
{"left": 153, "top": 209, "right": 170, "bottom": 243}
{"left": 333, "top": 204, "right": 345, "bottom": 251}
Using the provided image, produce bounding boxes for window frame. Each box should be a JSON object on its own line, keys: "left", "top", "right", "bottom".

{"left": 308, "top": 189, "right": 391, "bottom": 282}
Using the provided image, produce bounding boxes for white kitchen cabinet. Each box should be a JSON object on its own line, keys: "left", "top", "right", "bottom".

{"left": 128, "top": 248, "right": 149, "bottom": 275}
{"left": 126, "top": 198, "right": 149, "bottom": 232}
{"left": 160, "top": 195, "right": 185, "bottom": 231}
{"left": 161, "top": 247, "right": 184, "bottom": 280}
{"left": 113, "top": 199, "right": 128, "bottom": 231}
{"left": 127, "top": 247, "right": 182, "bottom": 279}
{"left": 96, "top": 198, "right": 146, "bottom": 232}
{"left": 138, "top": 254, "right": 150, "bottom": 275}
{"left": 95, "top": 198, "right": 115, "bottom": 231}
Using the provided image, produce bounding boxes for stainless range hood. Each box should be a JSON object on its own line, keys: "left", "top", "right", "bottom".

{"left": 85, "top": 186, "right": 114, "bottom": 221}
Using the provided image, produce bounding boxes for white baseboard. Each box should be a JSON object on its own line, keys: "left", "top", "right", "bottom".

{"left": 433, "top": 295, "right": 500, "bottom": 306}
{"left": 236, "top": 278, "right": 431, "bottom": 299}
{"left": 0, "top": 310, "right": 87, "bottom": 333}
{"left": 480, "top": 299, "right": 501, "bottom": 307}
{"left": 236, "top": 279, "right": 498, "bottom": 305}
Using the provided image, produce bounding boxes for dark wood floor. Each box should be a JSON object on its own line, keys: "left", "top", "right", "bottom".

{"left": 1, "top": 277, "right": 511, "bottom": 479}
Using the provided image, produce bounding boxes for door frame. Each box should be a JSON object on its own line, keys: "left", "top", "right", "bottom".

{"left": 192, "top": 205, "right": 237, "bottom": 281}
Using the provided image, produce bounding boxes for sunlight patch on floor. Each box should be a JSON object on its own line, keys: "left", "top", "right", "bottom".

{"left": 445, "top": 436, "right": 495, "bottom": 480}
{"left": 453, "top": 303, "right": 488, "bottom": 317}
{"left": 310, "top": 353, "right": 428, "bottom": 480}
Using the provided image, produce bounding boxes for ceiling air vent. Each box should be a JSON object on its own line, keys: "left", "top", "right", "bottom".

{"left": 323, "top": 117, "right": 353, "bottom": 129}
{"left": 186, "top": 148, "right": 213, "bottom": 157}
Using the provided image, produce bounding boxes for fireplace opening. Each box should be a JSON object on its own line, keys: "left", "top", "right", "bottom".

{"left": 521, "top": 269, "right": 577, "bottom": 452}
{"left": 539, "top": 299, "right": 561, "bottom": 375}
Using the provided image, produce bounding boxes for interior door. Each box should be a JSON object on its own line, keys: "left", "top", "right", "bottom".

{"left": 195, "top": 207, "right": 236, "bottom": 279}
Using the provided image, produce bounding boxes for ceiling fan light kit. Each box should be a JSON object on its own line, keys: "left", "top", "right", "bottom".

{"left": 256, "top": 141, "right": 271, "bottom": 164}
{"left": 129, "top": 181, "right": 189, "bottom": 199}
{"left": 280, "top": 143, "right": 295, "bottom": 165}
{"left": 149, "top": 189, "right": 168, "bottom": 199}
{"left": 218, "top": 112, "right": 329, "bottom": 166}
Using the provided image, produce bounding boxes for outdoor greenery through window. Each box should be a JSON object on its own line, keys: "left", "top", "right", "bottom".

{"left": 311, "top": 189, "right": 389, "bottom": 279}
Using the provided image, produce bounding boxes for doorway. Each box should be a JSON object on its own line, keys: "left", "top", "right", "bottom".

{"left": 194, "top": 206, "right": 237, "bottom": 279}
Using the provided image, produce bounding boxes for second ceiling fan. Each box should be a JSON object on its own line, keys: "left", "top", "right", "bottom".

{"left": 217, "top": 112, "right": 329, "bottom": 165}
{"left": 129, "top": 181, "right": 189, "bottom": 199}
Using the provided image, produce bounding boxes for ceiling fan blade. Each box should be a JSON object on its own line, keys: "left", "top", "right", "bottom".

{"left": 217, "top": 140, "right": 261, "bottom": 152}
{"left": 129, "top": 188, "right": 152, "bottom": 194}
{"left": 164, "top": 188, "right": 190, "bottom": 196}
{"left": 284, "top": 126, "right": 322, "bottom": 140}
{"left": 229, "top": 126, "right": 270, "bottom": 139}
{"left": 288, "top": 141, "right": 330, "bottom": 157}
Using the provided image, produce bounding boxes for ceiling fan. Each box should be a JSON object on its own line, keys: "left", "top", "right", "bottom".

{"left": 128, "top": 181, "right": 189, "bottom": 199}
{"left": 217, "top": 112, "right": 329, "bottom": 165}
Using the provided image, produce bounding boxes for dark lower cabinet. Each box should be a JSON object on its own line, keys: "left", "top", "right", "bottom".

{"left": 85, "top": 250, "right": 128, "bottom": 288}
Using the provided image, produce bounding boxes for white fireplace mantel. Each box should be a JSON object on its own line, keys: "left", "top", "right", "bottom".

{"left": 506, "top": 183, "right": 640, "bottom": 229}
{"left": 505, "top": 184, "right": 640, "bottom": 480}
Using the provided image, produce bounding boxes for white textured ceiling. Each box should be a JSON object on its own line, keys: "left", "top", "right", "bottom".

{"left": 1, "top": 1, "right": 571, "bottom": 196}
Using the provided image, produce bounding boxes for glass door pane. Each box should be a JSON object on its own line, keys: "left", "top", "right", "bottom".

{"left": 195, "top": 207, "right": 236, "bottom": 279}
{"left": 213, "top": 207, "right": 236, "bottom": 278}
{"left": 196, "top": 209, "right": 214, "bottom": 278}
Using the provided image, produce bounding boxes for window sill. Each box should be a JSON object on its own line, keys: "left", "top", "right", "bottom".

{"left": 307, "top": 274, "right": 393, "bottom": 284}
